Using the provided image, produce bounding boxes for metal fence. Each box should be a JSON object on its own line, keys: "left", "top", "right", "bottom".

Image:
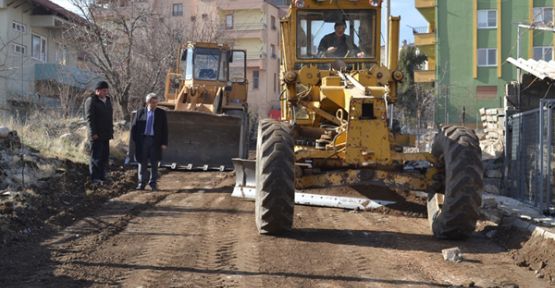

{"left": 506, "top": 99, "right": 555, "bottom": 211}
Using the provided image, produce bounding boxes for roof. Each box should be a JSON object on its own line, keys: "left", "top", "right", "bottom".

{"left": 507, "top": 57, "right": 555, "bottom": 80}
{"left": 30, "top": 0, "right": 84, "bottom": 23}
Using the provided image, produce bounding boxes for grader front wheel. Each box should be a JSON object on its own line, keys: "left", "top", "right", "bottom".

{"left": 255, "top": 120, "right": 295, "bottom": 234}
{"left": 428, "top": 126, "right": 483, "bottom": 240}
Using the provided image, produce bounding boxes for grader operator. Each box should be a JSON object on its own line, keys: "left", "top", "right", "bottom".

{"left": 233, "top": 0, "right": 483, "bottom": 240}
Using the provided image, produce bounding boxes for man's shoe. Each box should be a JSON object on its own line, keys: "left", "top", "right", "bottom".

{"left": 92, "top": 179, "right": 104, "bottom": 186}
{"left": 150, "top": 185, "right": 158, "bottom": 192}
{"left": 136, "top": 184, "right": 145, "bottom": 190}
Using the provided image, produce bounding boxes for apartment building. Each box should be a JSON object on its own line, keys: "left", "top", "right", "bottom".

{"left": 0, "top": 0, "right": 88, "bottom": 110}
{"left": 415, "top": 0, "right": 554, "bottom": 125}
{"left": 217, "top": 0, "right": 281, "bottom": 116}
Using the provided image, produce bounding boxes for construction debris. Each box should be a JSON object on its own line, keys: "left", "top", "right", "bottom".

{"left": 0, "top": 125, "right": 135, "bottom": 245}
{"left": 479, "top": 108, "right": 505, "bottom": 195}
{"left": 0, "top": 127, "right": 9, "bottom": 138}
{"left": 479, "top": 108, "right": 505, "bottom": 160}
{"left": 442, "top": 247, "right": 463, "bottom": 263}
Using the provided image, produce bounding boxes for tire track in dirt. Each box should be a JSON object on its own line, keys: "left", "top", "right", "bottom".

{"left": 334, "top": 210, "right": 445, "bottom": 287}
{"left": 185, "top": 195, "right": 243, "bottom": 288}
{"left": 121, "top": 192, "right": 215, "bottom": 287}
{"left": 36, "top": 191, "right": 173, "bottom": 286}
{"left": 304, "top": 207, "right": 448, "bottom": 288}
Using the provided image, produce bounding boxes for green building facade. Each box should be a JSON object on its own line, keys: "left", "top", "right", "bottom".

{"left": 415, "top": 0, "right": 554, "bottom": 126}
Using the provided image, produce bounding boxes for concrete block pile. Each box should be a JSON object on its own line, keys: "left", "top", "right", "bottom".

{"left": 479, "top": 108, "right": 505, "bottom": 195}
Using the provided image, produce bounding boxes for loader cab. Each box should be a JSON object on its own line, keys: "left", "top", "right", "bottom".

{"left": 179, "top": 45, "right": 247, "bottom": 84}
{"left": 180, "top": 46, "right": 227, "bottom": 82}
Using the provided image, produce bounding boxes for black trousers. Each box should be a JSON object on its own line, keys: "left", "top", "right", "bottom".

{"left": 90, "top": 139, "right": 109, "bottom": 181}
{"left": 138, "top": 136, "right": 160, "bottom": 186}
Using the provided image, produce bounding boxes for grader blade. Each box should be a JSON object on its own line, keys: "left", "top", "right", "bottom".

{"left": 161, "top": 111, "right": 244, "bottom": 170}
{"left": 231, "top": 159, "right": 395, "bottom": 210}
{"left": 232, "top": 159, "right": 256, "bottom": 198}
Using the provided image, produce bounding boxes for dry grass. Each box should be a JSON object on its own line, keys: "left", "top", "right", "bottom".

{"left": 0, "top": 111, "right": 129, "bottom": 164}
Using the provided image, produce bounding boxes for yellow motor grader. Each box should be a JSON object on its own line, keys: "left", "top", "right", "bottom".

{"left": 233, "top": 0, "right": 483, "bottom": 240}
{"left": 129, "top": 42, "right": 249, "bottom": 171}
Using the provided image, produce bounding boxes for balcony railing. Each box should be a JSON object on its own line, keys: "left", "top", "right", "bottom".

{"left": 412, "top": 26, "right": 429, "bottom": 34}
{"left": 222, "top": 22, "right": 267, "bottom": 32}
{"left": 35, "top": 64, "right": 100, "bottom": 89}
{"left": 414, "top": 32, "right": 436, "bottom": 46}
{"left": 414, "top": 70, "right": 436, "bottom": 83}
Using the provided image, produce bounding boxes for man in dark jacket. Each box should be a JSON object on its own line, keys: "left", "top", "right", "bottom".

{"left": 85, "top": 81, "right": 114, "bottom": 184}
{"left": 318, "top": 21, "right": 365, "bottom": 58}
{"left": 131, "top": 93, "right": 168, "bottom": 191}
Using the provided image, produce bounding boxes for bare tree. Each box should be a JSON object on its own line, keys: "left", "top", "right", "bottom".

{"left": 187, "top": 13, "right": 227, "bottom": 43}
{"left": 62, "top": 0, "right": 180, "bottom": 120}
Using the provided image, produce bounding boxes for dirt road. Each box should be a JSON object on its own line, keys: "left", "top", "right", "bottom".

{"left": 0, "top": 172, "right": 550, "bottom": 287}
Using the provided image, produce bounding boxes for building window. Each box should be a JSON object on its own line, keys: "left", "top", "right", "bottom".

{"left": 534, "top": 7, "right": 554, "bottom": 24}
{"left": 202, "top": 13, "right": 208, "bottom": 20}
{"left": 252, "top": 70, "right": 259, "bottom": 89}
{"left": 477, "top": 48, "right": 497, "bottom": 67}
{"left": 226, "top": 14, "right": 233, "bottom": 29}
{"left": 172, "top": 3, "right": 183, "bottom": 17}
{"left": 477, "top": 10, "right": 497, "bottom": 29}
{"left": 271, "top": 44, "right": 276, "bottom": 58}
{"left": 12, "top": 21, "right": 26, "bottom": 33}
{"left": 533, "top": 46, "right": 553, "bottom": 61}
{"left": 271, "top": 15, "right": 276, "bottom": 30}
{"left": 476, "top": 86, "right": 498, "bottom": 100}
{"left": 10, "top": 43, "right": 26, "bottom": 55}
{"left": 32, "top": 34, "right": 47, "bottom": 62}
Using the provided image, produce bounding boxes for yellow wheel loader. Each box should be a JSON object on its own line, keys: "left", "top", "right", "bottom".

{"left": 232, "top": 0, "right": 483, "bottom": 240}
{"left": 129, "top": 42, "right": 249, "bottom": 171}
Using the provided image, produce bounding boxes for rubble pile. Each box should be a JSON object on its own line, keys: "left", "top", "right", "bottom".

{"left": 479, "top": 108, "right": 505, "bottom": 195}
{"left": 0, "top": 125, "right": 133, "bottom": 246}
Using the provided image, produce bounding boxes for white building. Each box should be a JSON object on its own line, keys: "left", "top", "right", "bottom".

{"left": 0, "top": 0, "right": 89, "bottom": 111}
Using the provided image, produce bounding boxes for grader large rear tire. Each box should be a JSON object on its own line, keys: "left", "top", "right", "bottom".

{"left": 429, "top": 126, "right": 483, "bottom": 240}
{"left": 255, "top": 119, "right": 295, "bottom": 234}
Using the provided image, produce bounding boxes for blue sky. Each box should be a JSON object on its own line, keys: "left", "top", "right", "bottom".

{"left": 385, "top": 0, "right": 429, "bottom": 43}
{"left": 52, "top": 0, "right": 428, "bottom": 44}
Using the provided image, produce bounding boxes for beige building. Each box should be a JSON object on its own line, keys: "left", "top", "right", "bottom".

{"left": 217, "top": 0, "right": 281, "bottom": 116}
{"left": 0, "top": 0, "right": 88, "bottom": 111}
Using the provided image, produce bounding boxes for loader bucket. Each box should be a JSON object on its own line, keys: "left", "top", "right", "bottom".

{"left": 128, "top": 110, "right": 248, "bottom": 170}
{"left": 231, "top": 158, "right": 256, "bottom": 198}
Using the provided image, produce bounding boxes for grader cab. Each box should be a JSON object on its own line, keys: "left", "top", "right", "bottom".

{"left": 233, "top": 0, "right": 483, "bottom": 240}
{"left": 129, "top": 42, "right": 250, "bottom": 170}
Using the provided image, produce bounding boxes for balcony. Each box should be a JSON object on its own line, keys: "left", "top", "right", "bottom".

{"left": 35, "top": 64, "right": 100, "bottom": 89}
{"left": 218, "top": 0, "right": 265, "bottom": 11}
{"left": 415, "top": 0, "right": 436, "bottom": 31}
{"left": 415, "top": 0, "right": 436, "bottom": 9}
{"left": 414, "top": 70, "right": 436, "bottom": 83}
{"left": 414, "top": 31, "right": 436, "bottom": 47}
{"left": 30, "top": 15, "right": 68, "bottom": 28}
{"left": 222, "top": 22, "right": 267, "bottom": 40}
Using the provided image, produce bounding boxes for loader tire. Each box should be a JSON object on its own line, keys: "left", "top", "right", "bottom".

{"left": 255, "top": 119, "right": 295, "bottom": 234}
{"left": 429, "top": 126, "right": 483, "bottom": 240}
